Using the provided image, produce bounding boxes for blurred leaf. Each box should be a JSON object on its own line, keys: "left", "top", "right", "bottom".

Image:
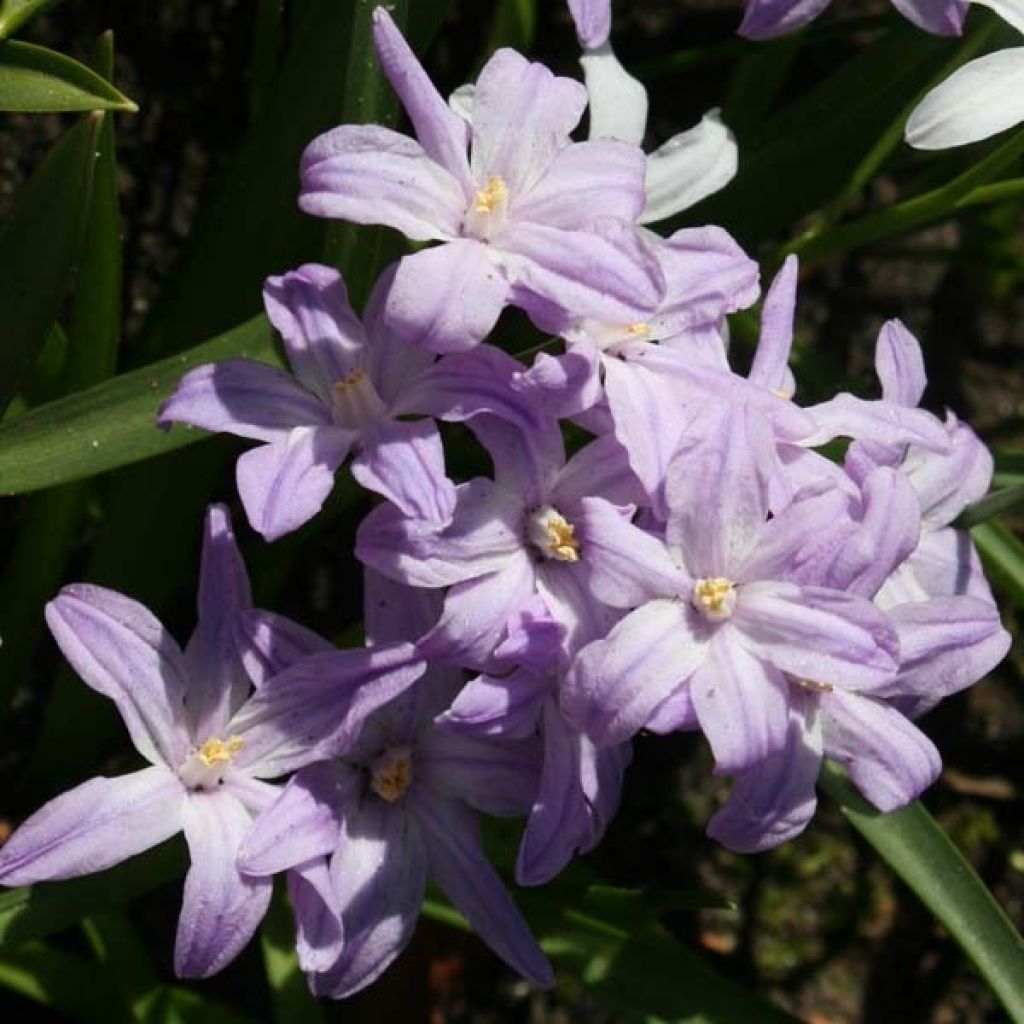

{"left": 0, "top": 111, "right": 101, "bottom": 416}
{"left": 956, "top": 485, "right": 1024, "bottom": 529}
{"left": 994, "top": 449, "right": 1024, "bottom": 489}
{"left": 973, "top": 520, "right": 1024, "bottom": 609}
{"left": 0, "top": 315, "right": 277, "bottom": 495}
{"left": 0, "top": 40, "right": 136, "bottom": 111}
{"left": 0, "top": 840, "right": 186, "bottom": 950}
{"left": 0, "top": 0, "right": 63, "bottom": 40}
{"left": 484, "top": 0, "right": 536, "bottom": 58}
{"left": 260, "top": 884, "right": 326, "bottom": 1024}
{"left": 0, "top": 31, "right": 124, "bottom": 733}
{"left": 82, "top": 913, "right": 159, "bottom": 1021}
{"left": 0, "top": 943, "right": 135, "bottom": 1023}
{"left": 248, "top": 0, "right": 284, "bottom": 121}
{"left": 821, "top": 764, "right": 1024, "bottom": 1024}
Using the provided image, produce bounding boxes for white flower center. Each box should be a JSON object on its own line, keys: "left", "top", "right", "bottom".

{"left": 579, "top": 319, "right": 653, "bottom": 354}
{"left": 692, "top": 577, "right": 736, "bottom": 620}
{"left": 330, "top": 368, "right": 387, "bottom": 430}
{"left": 178, "top": 735, "right": 244, "bottom": 790}
{"left": 463, "top": 174, "right": 509, "bottom": 241}
{"left": 527, "top": 505, "right": 581, "bottom": 562}
{"left": 369, "top": 746, "right": 414, "bottom": 803}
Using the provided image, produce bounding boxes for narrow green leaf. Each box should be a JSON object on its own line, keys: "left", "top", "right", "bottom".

{"left": 956, "top": 485, "right": 1024, "bottom": 529}
{"left": 821, "top": 764, "right": 1024, "bottom": 1024}
{"left": 0, "top": 40, "right": 136, "bottom": 111}
{"left": 994, "top": 449, "right": 1024, "bottom": 489}
{"left": 248, "top": 0, "right": 284, "bottom": 121}
{"left": 0, "top": 839, "right": 186, "bottom": 950}
{"left": 0, "top": 111, "right": 101, "bottom": 415}
{"left": 0, "top": 315, "right": 277, "bottom": 495}
{"left": 973, "top": 520, "right": 1024, "bottom": 609}
{"left": 0, "top": 0, "right": 62, "bottom": 40}
{"left": 484, "top": 0, "right": 536, "bottom": 58}
{"left": 0, "top": 32, "right": 125, "bottom": 732}
{"left": 260, "top": 884, "right": 327, "bottom": 1024}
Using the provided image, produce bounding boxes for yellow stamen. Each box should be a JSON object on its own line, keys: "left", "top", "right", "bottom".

{"left": 197, "top": 735, "right": 244, "bottom": 767}
{"left": 693, "top": 577, "right": 736, "bottom": 619}
{"left": 528, "top": 506, "right": 581, "bottom": 562}
{"left": 794, "top": 678, "right": 834, "bottom": 693}
{"left": 370, "top": 747, "right": 413, "bottom": 803}
{"left": 626, "top": 322, "right": 652, "bottom": 337}
{"left": 474, "top": 175, "right": 508, "bottom": 214}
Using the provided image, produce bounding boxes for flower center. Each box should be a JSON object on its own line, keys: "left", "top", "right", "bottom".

{"left": 330, "top": 368, "right": 387, "bottom": 430}
{"left": 369, "top": 746, "right": 414, "bottom": 803}
{"left": 580, "top": 319, "right": 655, "bottom": 354}
{"left": 793, "top": 677, "right": 834, "bottom": 693}
{"left": 179, "top": 735, "right": 244, "bottom": 790}
{"left": 692, "top": 577, "right": 736, "bottom": 620}
{"left": 464, "top": 174, "right": 509, "bottom": 241}
{"left": 527, "top": 505, "right": 581, "bottom": 562}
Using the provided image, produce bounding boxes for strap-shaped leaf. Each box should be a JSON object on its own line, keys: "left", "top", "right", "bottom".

{"left": 0, "top": 0, "right": 62, "bottom": 40}
{"left": 0, "top": 314, "right": 277, "bottom": 494}
{"left": 973, "top": 520, "right": 1024, "bottom": 610}
{"left": 0, "top": 40, "right": 136, "bottom": 111}
{"left": 821, "top": 765, "right": 1024, "bottom": 1023}
{"left": 0, "top": 112, "right": 102, "bottom": 417}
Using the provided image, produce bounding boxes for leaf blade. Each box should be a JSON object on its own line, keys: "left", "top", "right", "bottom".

{"left": 0, "top": 40, "right": 136, "bottom": 111}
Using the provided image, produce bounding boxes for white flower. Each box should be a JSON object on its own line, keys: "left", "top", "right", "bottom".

{"left": 906, "top": 0, "right": 1024, "bottom": 149}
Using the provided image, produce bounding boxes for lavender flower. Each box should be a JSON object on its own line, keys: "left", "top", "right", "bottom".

{"left": 739, "top": 0, "right": 968, "bottom": 39}
{"left": 237, "top": 573, "right": 553, "bottom": 996}
{"left": 298, "top": 8, "right": 664, "bottom": 354}
{"left": 159, "top": 263, "right": 537, "bottom": 540}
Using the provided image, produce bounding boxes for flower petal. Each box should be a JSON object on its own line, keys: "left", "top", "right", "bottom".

{"left": 639, "top": 110, "right": 738, "bottom": 224}
{"left": 738, "top": 0, "right": 831, "bottom": 39}
{"left": 183, "top": 504, "right": 253, "bottom": 739}
{"left": 356, "top": 477, "right": 523, "bottom": 588}
{"left": 413, "top": 793, "right": 554, "bottom": 986}
{"left": 288, "top": 859, "right": 345, "bottom": 973}
{"left": 906, "top": 48, "right": 1024, "bottom": 150}
{"left": 382, "top": 239, "right": 511, "bottom": 353}
{"left": 0, "top": 767, "right": 184, "bottom": 885}
{"left": 235, "top": 426, "right": 353, "bottom": 542}
{"left": 235, "top": 608, "right": 334, "bottom": 689}
{"left": 821, "top": 690, "right": 941, "bottom": 812}
{"left": 315, "top": 798, "right": 427, "bottom": 998}
{"left": 514, "top": 138, "right": 646, "bottom": 226}
{"left": 875, "top": 319, "right": 926, "bottom": 408}
{"left": 45, "top": 585, "right": 190, "bottom": 767}
{"left": 471, "top": 49, "right": 586, "bottom": 194}
{"left": 580, "top": 43, "right": 648, "bottom": 146}
{"left": 352, "top": 419, "right": 456, "bottom": 524}
{"left": 707, "top": 692, "right": 823, "bottom": 852}
{"left": 569, "top": 0, "right": 612, "bottom": 49}
{"left": 552, "top": 431, "right": 644, "bottom": 510}
{"left": 748, "top": 255, "right": 797, "bottom": 393}
{"left": 564, "top": 599, "right": 707, "bottom": 746}
{"left": 299, "top": 124, "right": 465, "bottom": 240}
{"left": 262, "top": 264, "right": 367, "bottom": 399}
{"left": 436, "top": 668, "right": 549, "bottom": 739}
{"left": 371, "top": 8, "right": 471, "bottom": 187}
{"left": 157, "top": 359, "right": 329, "bottom": 442}
{"left": 801, "top": 392, "right": 951, "bottom": 451}
{"left": 735, "top": 582, "right": 899, "bottom": 690}
{"left": 175, "top": 789, "right": 273, "bottom": 978}
{"left": 891, "top": 0, "right": 968, "bottom": 36}
{"left": 238, "top": 762, "right": 358, "bottom": 875}
{"left": 691, "top": 631, "right": 791, "bottom": 775}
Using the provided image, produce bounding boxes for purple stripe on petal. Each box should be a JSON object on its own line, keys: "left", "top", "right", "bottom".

{"left": 175, "top": 788, "right": 272, "bottom": 978}
{"left": 45, "top": 585, "right": 190, "bottom": 767}
{"left": 157, "top": 360, "right": 329, "bottom": 441}
{"left": 413, "top": 793, "right": 554, "bottom": 986}
{"left": 0, "top": 767, "right": 184, "bottom": 886}
{"left": 235, "top": 426, "right": 353, "bottom": 542}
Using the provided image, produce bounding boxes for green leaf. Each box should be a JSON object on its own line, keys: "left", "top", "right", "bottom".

{"left": 956, "top": 484, "right": 1024, "bottom": 529}
{"left": 0, "top": 0, "right": 62, "bottom": 40}
{"left": 820, "top": 764, "right": 1024, "bottom": 1024}
{"left": 973, "top": 520, "right": 1024, "bottom": 609}
{"left": 0, "top": 841, "right": 185, "bottom": 950}
{"left": 0, "top": 40, "right": 136, "bottom": 111}
{"left": 0, "top": 315, "right": 277, "bottom": 495}
{"left": 0, "top": 111, "right": 101, "bottom": 416}
{"left": 994, "top": 449, "right": 1024, "bottom": 489}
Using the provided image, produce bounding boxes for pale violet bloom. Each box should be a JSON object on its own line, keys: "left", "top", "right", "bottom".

{"left": 906, "top": 1, "right": 1024, "bottom": 149}
{"left": 300, "top": 8, "right": 663, "bottom": 355}
{"left": 741, "top": 0, "right": 968, "bottom": 38}
{"left": 564, "top": 0, "right": 739, "bottom": 222}
{"left": 0, "top": 506, "right": 425, "bottom": 978}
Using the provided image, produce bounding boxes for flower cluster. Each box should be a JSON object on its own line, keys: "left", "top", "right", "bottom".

{"left": 0, "top": 2, "right": 1011, "bottom": 1000}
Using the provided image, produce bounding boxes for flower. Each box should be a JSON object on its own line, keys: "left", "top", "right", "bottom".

{"left": 298, "top": 7, "right": 663, "bottom": 354}
{"left": 740, "top": 0, "right": 968, "bottom": 39}
{"left": 159, "top": 263, "right": 538, "bottom": 540}
{"left": 236, "top": 572, "right": 552, "bottom": 997}
{"left": 906, "top": 1, "right": 1024, "bottom": 149}
{"left": 0, "top": 506, "right": 425, "bottom": 977}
